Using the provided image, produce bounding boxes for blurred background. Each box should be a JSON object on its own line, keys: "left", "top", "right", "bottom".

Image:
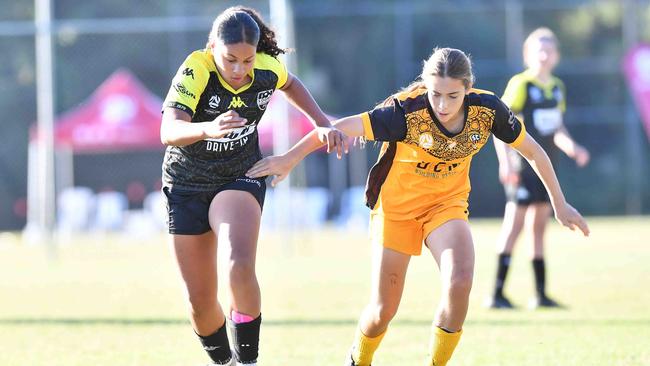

{"left": 1, "top": 0, "right": 649, "bottom": 235}
{"left": 1, "top": 1, "right": 650, "bottom": 365}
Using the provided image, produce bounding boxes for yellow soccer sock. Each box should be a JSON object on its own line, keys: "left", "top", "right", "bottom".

{"left": 351, "top": 327, "right": 386, "bottom": 366}
{"left": 428, "top": 326, "right": 462, "bottom": 366}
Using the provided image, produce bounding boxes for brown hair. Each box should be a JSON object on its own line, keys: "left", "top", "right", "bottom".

{"left": 523, "top": 27, "right": 559, "bottom": 67}
{"left": 381, "top": 47, "right": 474, "bottom": 106}
{"left": 207, "top": 6, "right": 286, "bottom": 57}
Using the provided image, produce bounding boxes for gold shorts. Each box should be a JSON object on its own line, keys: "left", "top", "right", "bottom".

{"left": 369, "top": 202, "right": 469, "bottom": 256}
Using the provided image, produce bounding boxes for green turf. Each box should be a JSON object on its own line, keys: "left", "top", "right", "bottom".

{"left": 0, "top": 216, "right": 648, "bottom": 365}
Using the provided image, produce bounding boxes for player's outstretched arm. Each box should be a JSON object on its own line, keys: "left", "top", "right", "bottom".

{"left": 246, "top": 115, "right": 364, "bottom": 186}
{"left": 280, "top": 73, "right": 349, "bottom": 158}
{"left": 513, "top": 133, "right": 590, "bottom": 236}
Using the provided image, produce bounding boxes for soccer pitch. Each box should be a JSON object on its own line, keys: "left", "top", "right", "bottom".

{"left": 0, "top": 216, "right": 648, "bottom": 366}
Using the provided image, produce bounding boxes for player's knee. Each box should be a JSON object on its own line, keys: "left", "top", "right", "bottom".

{"left": 368, "top": 302, "right": 398, "bottom": 326}
{"left": 447, "top": 271, "right": 473, "bottom": 296}
{"left": 228, "top": 259, "right": 256, "bottom": 285}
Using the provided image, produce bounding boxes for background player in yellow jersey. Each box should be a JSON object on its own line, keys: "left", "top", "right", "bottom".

{"left": 486, "top": 28, "right": 591, "bottom": 310}
{"left": 160, "top": 6, "right": 346, "bottom": 366}
{"left": 246, "top": 47, "right": 589, "bottom": 366}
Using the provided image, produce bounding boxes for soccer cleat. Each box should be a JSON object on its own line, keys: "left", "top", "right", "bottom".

{"left": 345, "top": 349, "right": 367, "bottom": 366}
{"left": 529, "top": 295, "right": 562, "bottom": 309}
{"left": 206, "top": 357, "right": 236, "bottom": 366}
{"left": 483, "top": 293, "right": 514, "bottom": 309}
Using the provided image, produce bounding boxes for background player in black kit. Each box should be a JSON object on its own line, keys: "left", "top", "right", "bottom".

{"left": 486, "top": 28, "right": 590, "bottom": 310}
{"left": 160, "top": 6, "right": 347, "bottom": 365}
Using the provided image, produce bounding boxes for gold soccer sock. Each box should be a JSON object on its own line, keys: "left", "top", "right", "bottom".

{"left": 351, "top": 327, "right": 386, "bottom": 366}
{"left": 428, "top": 326, "right": 462, "bottom": 366}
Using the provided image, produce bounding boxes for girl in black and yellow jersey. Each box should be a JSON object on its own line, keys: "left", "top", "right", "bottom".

{"left": 486, "top": 28, "right": 591, "bottom": 310}
{"left": 160, "top": 6, "right": 347, "bottom": 366}
{"left": 246, "top": 47, "right": 589, "bottom": 366}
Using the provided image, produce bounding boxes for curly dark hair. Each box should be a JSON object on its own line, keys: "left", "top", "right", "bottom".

{"left": 208, "top": 6, "right": 286, "bottom": 58}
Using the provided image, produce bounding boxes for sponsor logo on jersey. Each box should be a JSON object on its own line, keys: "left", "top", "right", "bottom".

{"left": 418, "top": 133, "right": 434, "bottom": 149}
{"left": 228, "top": 96, "right": 248, "bottom": 109}
{"left": 204, "top": 124, "right": 256, "bottom": 152}
{"left": 182, "top": 67, "right": 194, "bottom": 79}
{"left": 414, "top": 160, "right": 461, "bottom": 178}
{"left": 256, "top": 89, "right": 274, "bottom": 110}
{"left": 173, "top": 83, "right": 196, "bottom": 99}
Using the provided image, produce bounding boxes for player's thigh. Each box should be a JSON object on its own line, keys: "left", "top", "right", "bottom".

{"left": 208, "top": 189, "right": 262, "bottom": 259}
{"left": 425, "top": 219, "right": 475, "bottom": 287}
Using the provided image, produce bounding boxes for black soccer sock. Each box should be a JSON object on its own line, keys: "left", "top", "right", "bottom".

{"left": 229, "top": 314, "right": 261, "bottom": 363}
{"left": 197, "top": 321, "right": 232, "bottom": 365}
{"left": 494, "top": 253, "right": 512, "bottom": 297}
{"left": 532, "top": 258, "right": 546, "bottom": 298}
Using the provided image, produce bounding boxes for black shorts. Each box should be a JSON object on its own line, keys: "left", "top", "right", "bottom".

{"left": 505, "top": 167, "right": 550, "bottom": 206}
{"left": 163, "top": 177, "right": 266, "bottom": 235}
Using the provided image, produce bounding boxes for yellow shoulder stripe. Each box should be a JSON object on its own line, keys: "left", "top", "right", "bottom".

{"left": 254, "top": 53, "right": 289, "bottom": 89}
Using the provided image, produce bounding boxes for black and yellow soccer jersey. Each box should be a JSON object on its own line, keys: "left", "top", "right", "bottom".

{"left": 162, "top": 48, "right": 288, "bottom": 190}
{"left": 502, "top": 69, "right": 565, "bottom": 157}
{"left": 361, "top": 86, "right": 526, "bottom": 220}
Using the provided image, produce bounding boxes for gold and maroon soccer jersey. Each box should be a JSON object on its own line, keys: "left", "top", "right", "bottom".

{"left": 162, "top": 49, "right": 288, "bottom": 191}
{"left": 361, "top": 86, "right": 526, "bottom": 221}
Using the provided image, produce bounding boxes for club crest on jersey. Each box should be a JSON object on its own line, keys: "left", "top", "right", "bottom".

{"left": 209, "top": 95, "right": 220, "bottom": 109}
{"left": 256, "top": 89, "right": 273, "bottom": 110}
{"left": 228, "top": 96, "right": 248, "bottom": 109}
{"left": 419, "top": 133, "right": 434, "bottom": 149}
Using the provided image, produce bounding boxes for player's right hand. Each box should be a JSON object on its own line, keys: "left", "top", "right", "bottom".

{"left": 316, "top": 127, "right": 349, "bottom": 159}
{"left": 246, "top": 154, "right": 295, "bottom": 187}
{"left": 203, "top": 110, "right": 248, "bottom": 139}
{"left": 554, "top": 202, "right": 590, "bottom": 237}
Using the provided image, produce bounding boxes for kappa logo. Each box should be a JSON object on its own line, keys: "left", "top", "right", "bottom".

{"left": 209, "top": 95, "right": 220, "bottom": 109}
{"left": 228, "top": 96, "right": 248, "bottom": 109}
{"left": 256, "top": 89, "right": 273, "bottom": 110}
{"left": 182, "top": 67, "right": 194, "bottom": 79}
{"left": 419, "top": 133, "right": 434, "bottom": 149}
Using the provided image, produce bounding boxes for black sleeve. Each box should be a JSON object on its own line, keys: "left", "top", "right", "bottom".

{"left": 490, "top": 95, "right": 525, "bottom": 144}
{"left": 366, "top": 99, "right": 408, "bottom": 142}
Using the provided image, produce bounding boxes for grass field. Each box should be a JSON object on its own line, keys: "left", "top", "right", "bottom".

{"left": 1, "top": 216, "right": 649, "bottom": 366}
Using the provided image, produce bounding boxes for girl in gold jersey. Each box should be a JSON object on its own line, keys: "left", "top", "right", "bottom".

{"left": 486, "top": 28, "right": 591, "bottom": 310}
{"left": 160, "top": 6, "right": 346, "bottom": 366}
{"left": 247, "top": 47, "right": 589, "bottom": 366}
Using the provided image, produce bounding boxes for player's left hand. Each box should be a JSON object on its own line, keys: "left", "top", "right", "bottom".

{"left": 246, "top": 155, "right": 295, "bottom": 187}
{"left": 554, "top": 202, "right": 590, "bottom": 237}
{"left": 317, "top": 127, "right": 349, "bottom": 159}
